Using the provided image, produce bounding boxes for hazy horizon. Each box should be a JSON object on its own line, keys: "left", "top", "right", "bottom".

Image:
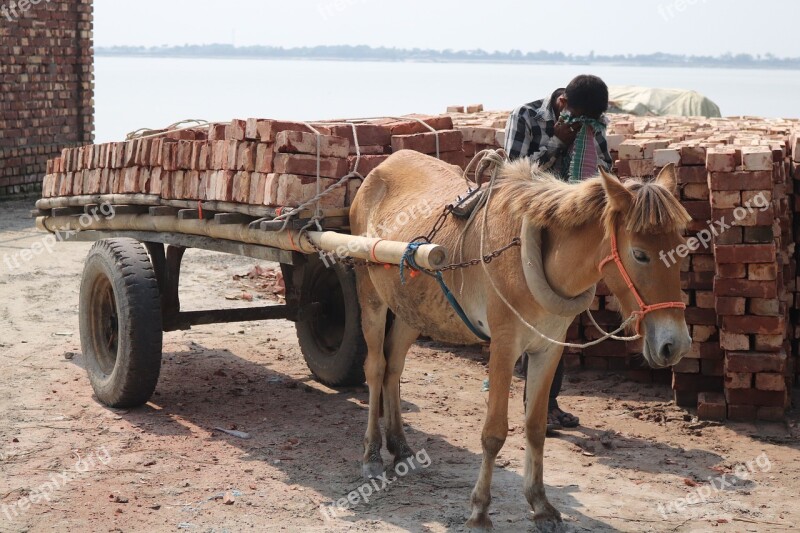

{"left": 94, "top": 0, "right": 799, "bottom": 58}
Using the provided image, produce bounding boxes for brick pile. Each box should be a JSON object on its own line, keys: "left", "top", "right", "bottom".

{"left": 0, "top": 0, "right": 94, "bottom": 198}
{"left": 447, "top": 107, "right": 798, "bottom": 420}
{"left": 41, "top": 115, "right": 463, "bottom": 209}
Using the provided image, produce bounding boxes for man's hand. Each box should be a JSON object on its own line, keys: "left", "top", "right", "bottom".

{"left": 554, "top": 120, "right": 581, "bottom": 146}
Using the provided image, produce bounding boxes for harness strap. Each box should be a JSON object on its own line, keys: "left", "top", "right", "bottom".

{"left": 400, "top": 242, "right": 490, "bottom": 342}
{"left": 598, "top": 230, "right": 686, "bottom": 335}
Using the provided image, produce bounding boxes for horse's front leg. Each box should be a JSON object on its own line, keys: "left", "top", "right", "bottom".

{"left": 524, "top": 344, "right": 565, "bottom": 525}
{"left": 467, "top": 342, "right": 517, "bottom": 530}
{"left": 357, "top": 274, "right": 389, "bottom": 479}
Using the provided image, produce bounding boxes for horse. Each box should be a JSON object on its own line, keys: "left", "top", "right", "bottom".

{"left": 348, "top": 149, "right": 692, "bottom": 529}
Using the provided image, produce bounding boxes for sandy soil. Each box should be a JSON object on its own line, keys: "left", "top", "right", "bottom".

{"left": 0, "top": 197, "right": 799, "bottom": 533}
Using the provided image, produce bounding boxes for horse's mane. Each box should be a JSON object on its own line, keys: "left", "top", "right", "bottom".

{"left": 491, "top": 158, "right": 691, "bottom": 236}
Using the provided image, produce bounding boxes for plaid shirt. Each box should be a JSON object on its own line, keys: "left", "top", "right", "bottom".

{"left": 504, "top": 97, "right": 613, "bottom": 179}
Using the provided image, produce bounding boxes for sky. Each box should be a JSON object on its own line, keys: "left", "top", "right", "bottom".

{"left": 94, "top": 0, "right": 799, "bottom": 58}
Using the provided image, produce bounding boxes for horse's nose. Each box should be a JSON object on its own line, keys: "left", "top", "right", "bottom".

{"left": 660, "top": 342, "right": 674, "bottom": 363}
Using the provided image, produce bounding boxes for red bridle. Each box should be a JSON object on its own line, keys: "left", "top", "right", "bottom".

{"left": 598, "top": 230, "right": 686, "bottom": 336}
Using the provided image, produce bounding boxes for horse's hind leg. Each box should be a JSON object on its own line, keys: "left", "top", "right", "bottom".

{"left": 523, "top": 345, "right": 565, "bottom": 525}
{"left": 382, "top": 317, "right": 419, "bottom": 467}
{"left": 467, "top": 340, "right": 518, "bottom": 530}
{"left": 357, "top": 271, "right": 389, "bottom": 479}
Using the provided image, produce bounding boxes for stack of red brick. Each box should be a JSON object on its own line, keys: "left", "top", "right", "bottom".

{"left": 448, "top": 108, "right": 798, "bottom": 421}
{"left": 41, "top": 115, "right": 465, "bottom": 208}
{"left": 0, "top": 0, "right": 94, "bottom": 198}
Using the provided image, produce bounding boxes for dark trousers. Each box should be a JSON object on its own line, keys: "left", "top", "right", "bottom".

{"left": 521, "top": 353, "right": 564, "bottom": 410}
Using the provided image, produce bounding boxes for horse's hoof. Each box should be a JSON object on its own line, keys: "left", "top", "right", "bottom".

{"left": 532, "top": 503, "right": 563, "bottom": 532}
{"left": 465, "top": 514, "right": 493, "bottom": 531}
{"left": 362, "top": 461, "right": 385, "bottom": 480}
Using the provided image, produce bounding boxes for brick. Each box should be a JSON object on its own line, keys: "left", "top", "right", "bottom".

{"left": 725, "top": 351, "right": 787, "bottom": 373}
{"left": 232, "top": 172, "right": 252, "bottom": 204}
{"left": 255, "top": 120, "right": 318, "bottom": 143}
{"left": 680, "top": 146, "right": 707, "bottom": 166}
{"left": 673, "top": 358, "right": 700, "bottom": 373}
{"left": 714, "top": 244, "right": 776, "bottom": 264}
{"left": 685, "top": 307, "right": 716, "bottom": 325}
{"left": 697, "top": 392, "right": 726, "bottom": 421}
{"left": 713, "top": 226, "right": 743, "bottom": 244}
{"left": 325, "top": 124, "right": 392, "bottom": 147}
{"left": 208, "top": 123, "right": 228, "bottom": 141}
{"left": 708, "top": 171, "right": 773, "bottom": 190}
{"left": 654, "top": 149, "right": 680, "bottom": 167}
{"left": 384, "top": 115, "right": 454, "bottom": 136}
{"left": 212, "top": 171, "right": 235, "bottom": 202}
{"left": 692, "top": 325, "right": 717, "bottom": 342}
{"left": 391, "top": 130, "right": 463, "bottom": 154}
{"left": 701, "top": 359, "right": 724, "bottom": 376}
{"left": 237, "top": 142, "right": 257, "bottom": 172}
{"left": 671, "top": 373, "right": 722, "bottom": 392}
{"left": 273, "top": 154, "right": 348, "bottom": 179}
{"left": 720, "top": 331, "right": 749, "bottom": 351}
{"left": 696, "top": 291, "right": 715, "bottom": 308}
{"left": 748, "top": 263, "right": 777, "bottom": 281}
{"left": 269, "top": 174, "right": 345, "bottom": 208}
{"left": 754, "top": 334, "right": 784, "bottom": 352}
{"left": 722, "top": 316, "right": 784, "bottom": 335}
{"left": 683, "top": 183, "right": 709, "bottom": 200}
{"left": 724, "top": 388, "right": 787, "bottom": 407}
{"left": 619, "top": 140, "right": 646, "bottom": 160}
{"left": 454, "top": 126, "right": 500, "bottom": 145}
{"left": 710, "top": 206, "right": 774, "bottom": 227}
{"left": 725, "top": 372, "right": 753, "bottom": 389}
{"left": 248, "top": 172, "right": 267, "bottom": 205}
{"left": 727, "top": 404, "right": 757, "bottom": 421}
{"left": 716, "top": 263, "right": 746, "bottom": 278}
{"left": 678, "top": 165, "right": 707, "bottom": 184}
{"left": 710, "top": 190, "right": 740, "bottom": 209}
{"left": 692, "top": 255, "right": 715, "bottom": 272}
{"left": 183, "top": 170, "right": 200, "bottom": 199}
{"left": 628, "top": 159, "right": 655, "bottom": 177}
{"left": 706, "top": 149, "right": 737, "bottom": 172}
{"left": 740, "top": 147, "right": 774, "bottom": 171}
{"left": 348, "top": 155, "right": 390, "bottom": 175}
{"left": 755, "top": 373, "right": 786, "bottom": 391}
{"left": 682, "top": 200, "right": 711, "bottom": 220}
{"left": 743, "top": 226, "right": 774, "bottom": 243}
{"left": 255, "top": 144, "right": 275, "bottom": 173}
{"left": 749, "top": 298, "right": 780, "bottom": 316}
{"left": 275, "top": 131, "right": 350, "bottom": 158}
{"left": 227, "top": 119, "right": 247, "bottom": 141}
{"left": 756, "top": 407, "right": 785, "bottom": 421}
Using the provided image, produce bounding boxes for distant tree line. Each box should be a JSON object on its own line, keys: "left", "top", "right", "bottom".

{"left": 95, "top": 44, "right": 800, "bottom": 69}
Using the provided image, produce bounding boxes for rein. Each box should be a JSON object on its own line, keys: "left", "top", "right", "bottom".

{"left": 597, "top": 230, "right": 687, "bottom": 336}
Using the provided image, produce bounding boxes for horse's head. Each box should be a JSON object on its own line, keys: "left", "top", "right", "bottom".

{"left": 599, "top": 165, "right": 692, "bottom": 369}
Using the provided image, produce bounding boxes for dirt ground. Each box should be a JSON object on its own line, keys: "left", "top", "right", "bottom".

{"left": 1, "top": 197, "right": 799, "bottom": 533}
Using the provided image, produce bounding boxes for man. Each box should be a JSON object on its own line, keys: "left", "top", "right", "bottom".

{"left": 504, "top": 74, "right": 612, "bottom": 432}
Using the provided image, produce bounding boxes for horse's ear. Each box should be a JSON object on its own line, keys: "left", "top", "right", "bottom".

{"left": 655, "top": 163, "right": 678, "bottom": 195}
{"left": 599, "top": 166, "right": 633, "bottom": 213}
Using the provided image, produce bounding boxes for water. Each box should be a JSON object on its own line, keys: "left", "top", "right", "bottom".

{"left": 94, "top": 57, "right": 800, "bottom": 143}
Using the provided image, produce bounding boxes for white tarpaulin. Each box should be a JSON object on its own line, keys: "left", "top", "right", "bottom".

{"left": 608, "top": 86, "right": 722, "bottom": 118}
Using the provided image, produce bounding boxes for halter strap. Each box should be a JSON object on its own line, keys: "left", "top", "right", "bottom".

{"left": 598, "top": 229, "right": 686, "bottom": 336}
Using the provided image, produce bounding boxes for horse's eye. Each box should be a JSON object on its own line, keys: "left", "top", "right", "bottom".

{"left": 632, "top": 249, "right": 650, "bottom": 264}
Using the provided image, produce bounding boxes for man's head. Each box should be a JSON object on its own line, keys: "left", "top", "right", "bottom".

{"left": 557, "top": 75, "right": 609, "bottom": 119}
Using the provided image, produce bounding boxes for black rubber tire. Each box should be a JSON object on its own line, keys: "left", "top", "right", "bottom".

{"left": 295, "top": 259, "right": 366, "bottom": 387}
{"left": 79, "top": 238, "right": 163, "bottom": 407}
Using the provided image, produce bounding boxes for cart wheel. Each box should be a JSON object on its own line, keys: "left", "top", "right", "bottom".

{"left": 79, "top": 238, "right": 163, "bottom": 407}
{"left": 295, "top": 259, "right": 366, "bottom": 387}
